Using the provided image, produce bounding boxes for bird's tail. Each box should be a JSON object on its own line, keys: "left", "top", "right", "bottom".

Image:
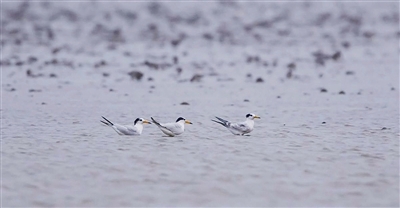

{"left": 211, "top": 119, "right": 225, "bottom": 126}
{"left": 212, "top": 116, "right": 229, "bottom": 127}
{"left": 151, "top": 117, "right": 162, "bottom": 127}
{"left": 101, "top": 116, "right": 113, "bottom": 126}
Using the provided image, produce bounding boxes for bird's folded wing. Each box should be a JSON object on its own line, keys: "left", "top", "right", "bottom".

{"left": 115, "top": 124, "right": 137, "bottom": 135}
{"left": 230, "top": 123, "right": 250, "bottom": 132}
{"left": 160, "top": 123, "right": 176, "bottom": 133}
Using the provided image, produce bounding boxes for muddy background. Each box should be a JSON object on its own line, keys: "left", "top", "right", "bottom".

{"left": 2, "top": 1, "right": 399, "bottom": 207}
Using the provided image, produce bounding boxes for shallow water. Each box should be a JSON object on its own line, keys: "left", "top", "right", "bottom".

{"left": 2, "top": 1, "right": 399, "bottom": 207}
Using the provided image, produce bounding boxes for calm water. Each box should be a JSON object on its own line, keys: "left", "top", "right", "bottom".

{"left": 2, "top": 1, "right": 399, "bottom": 207}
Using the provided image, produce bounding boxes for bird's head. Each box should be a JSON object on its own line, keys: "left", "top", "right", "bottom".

{"left": 134, "top": 118, "right": 152, "bottom": 125}
{"left": 176, "top": 117, "right": 193, "bottom": 124}
{"left": 246, "top": 113, "right": 261, "bottom": 120}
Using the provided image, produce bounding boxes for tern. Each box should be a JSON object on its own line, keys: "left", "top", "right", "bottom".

{"left": 151, "top": 117, "right": 192, "bottom": 137}
{"left": 212, "top": 113, "right": 260, "bottom": 135}
{"left": 101, "top": 116, "right": 151, "bottom": 135}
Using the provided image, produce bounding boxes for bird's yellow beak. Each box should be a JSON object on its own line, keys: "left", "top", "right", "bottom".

{"left": 185, "top": 120, "right": 193, "bottom": 124}
{"left": 254, "top": 115, "right": 261, "bottom": 119}
{"left": 143, "top": 120, "right": 152, "bottom": 124}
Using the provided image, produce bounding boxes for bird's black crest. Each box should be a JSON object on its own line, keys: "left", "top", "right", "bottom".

{"left": 176, "top": 117, "right": 185, "bottom": 122}
{"left": 134, "top": 118, "right": 141, "bottom": 125}
{"left": 246, "top": 114, "right": 253, "bottom": 118}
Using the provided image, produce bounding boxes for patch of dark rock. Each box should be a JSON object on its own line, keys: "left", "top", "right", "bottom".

{"left": 148, "top": 77, "right": 154, "bottom": 81}
{"left": 286, "top": 70, "right": 292, "bottom": 79}
{"left": 33, "top": 24, "right": 54, "bottom": 42}
{"left": 26, "top": 69, "right": 43, "bottom": 78}
{"left": 94, "top": 60, "right": 107, "bottom": 68}
{"left": 116, "top": 10, "right": 137, "bottom": 23}
{"left": 244, "top": 20, "right": 272, "bottom": 31}
{"left": 246, "top": 55, "right": 260, "bottom": 63}
{"left": 102, "top": 72, "right": 110, "bottom": 77}
{"left": 315, "top": 13, "right": 331, "bottom": 26}
{"left": 246, "top": 73, "right": 252, "bottom": 78}
{"left": 180, "top": 102, "right": 189, "bottom": 105}
{"left": 91, "top": 24, "right": 125, "bottom": 43}
{"left": 143, "top": 60, "right": 172, "bottom": 70}
{"left": 263, "top": 61, "right": 269, "bottom": 67}
{"left": 192, "top": 62, "right": 208, "bottom": 70}
{"left": 128, "top": 71, "right": 143, "bottom": 81}
{"left": 272, "top": 59, "right": 278, "bottom": 67}
{"left": 357, "top": 91, "right": 362, "bottom": 95}
{"left": 313, "top": 52, "right": 328, "bottom": 65}
{"left": 107, "top": 44, "right": 117, "bottom": 50}
{"left": 277, "top": 29, "right": 290, "bottom": 36}
{"left": 255, "top": 77, "right": 264, "bottom": 83}
{"left": 176, "top": 67, "right": 182, "bottom": 74}
{"left": 15, "top": 39, "right": 22, "bottom": 45}
{"left": 173, "top": 56, "right": 178, "bottom": 64}
{"left": 123, "top": 51, "right": 131, "bottom": 57}
{"left": 243, "top": 99, "right": 249, "bottom": 102}
{"left": 6, "top": 88, "right": 16, "bottom": 92}
{"left": 171, "top": 33, "right": 186, "bottom": 47}
{"left": 15, "top": 61, "right": 24, "bottom": 66}
{"left": 52, "top": 47, "right": 62, "bottom": 54}
{"left": 253, "top": 33, "right": 263, "bottom": 42}
{"left": 150, "top": 85, "right": 155, "bottom": 89}
{"left": 50, "top": 9, "right": 78, "bottom": 22}
{"left": 0, "top": 60, "right": 11, "bottom": 66}
{"left": 109, "top": 88, "right": 114, "bottom": 92}
{"left": 332, "top": 51, "right": 341, "bottom": 61}
{"left": 322, "top": 121, "right": 326, "bottom": 124}
{"left": 363, "top": 31, "right": 375, "bottom": 39}
{"left": 190, "top": 74, "right": 203, "bottom": 82}
{"left": 143, "top": 61, "right": 158, "bottom": 69}
{"left": 286, "top": 62, "right": 296, "bottom": 79}
{"left": 41, "top": 102, "right": 46, "bottom": 105}
{"left": 27, "top": 56, "right": 38, "bottom": 64}
{"left": 381, "top": 127, "right": 388, "bottom": 130}
{"left": 49, "top": 73, "right": 57, "bottom": 78}
{"left": 203, "top": 33, "right": 213, "bottom": 40}
{"left": 340, "top": 14, "right": 362, "bottom": 27}
{"left": 45, "top": 59, "right": 58, "bottom": 65}
{"left": 341, "top": 41, "right": 350, "bottom": 48}
{"left": 29, "top": 89, "right": 42, "bottom": 93}
{"left": 320, "top": 88, "right": 328, "bottom": 93}
{"left": 390, "top": 87, "right": 395, "bottom": 91}
{"left": 148, "top": 2, "right": 167, "bottom": 16}
{"left": 345, "top": 71, "right": 354, "bottom": 75}
{"left": 277, "top": 96, "right": 281, "bottom": 99}
{"left": 339, "top": 91, "right": 345, "bottom": 95}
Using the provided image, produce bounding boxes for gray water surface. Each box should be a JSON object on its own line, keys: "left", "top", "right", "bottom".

{"left": 2, "top": 1, "right": 399, "bottom": 207}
